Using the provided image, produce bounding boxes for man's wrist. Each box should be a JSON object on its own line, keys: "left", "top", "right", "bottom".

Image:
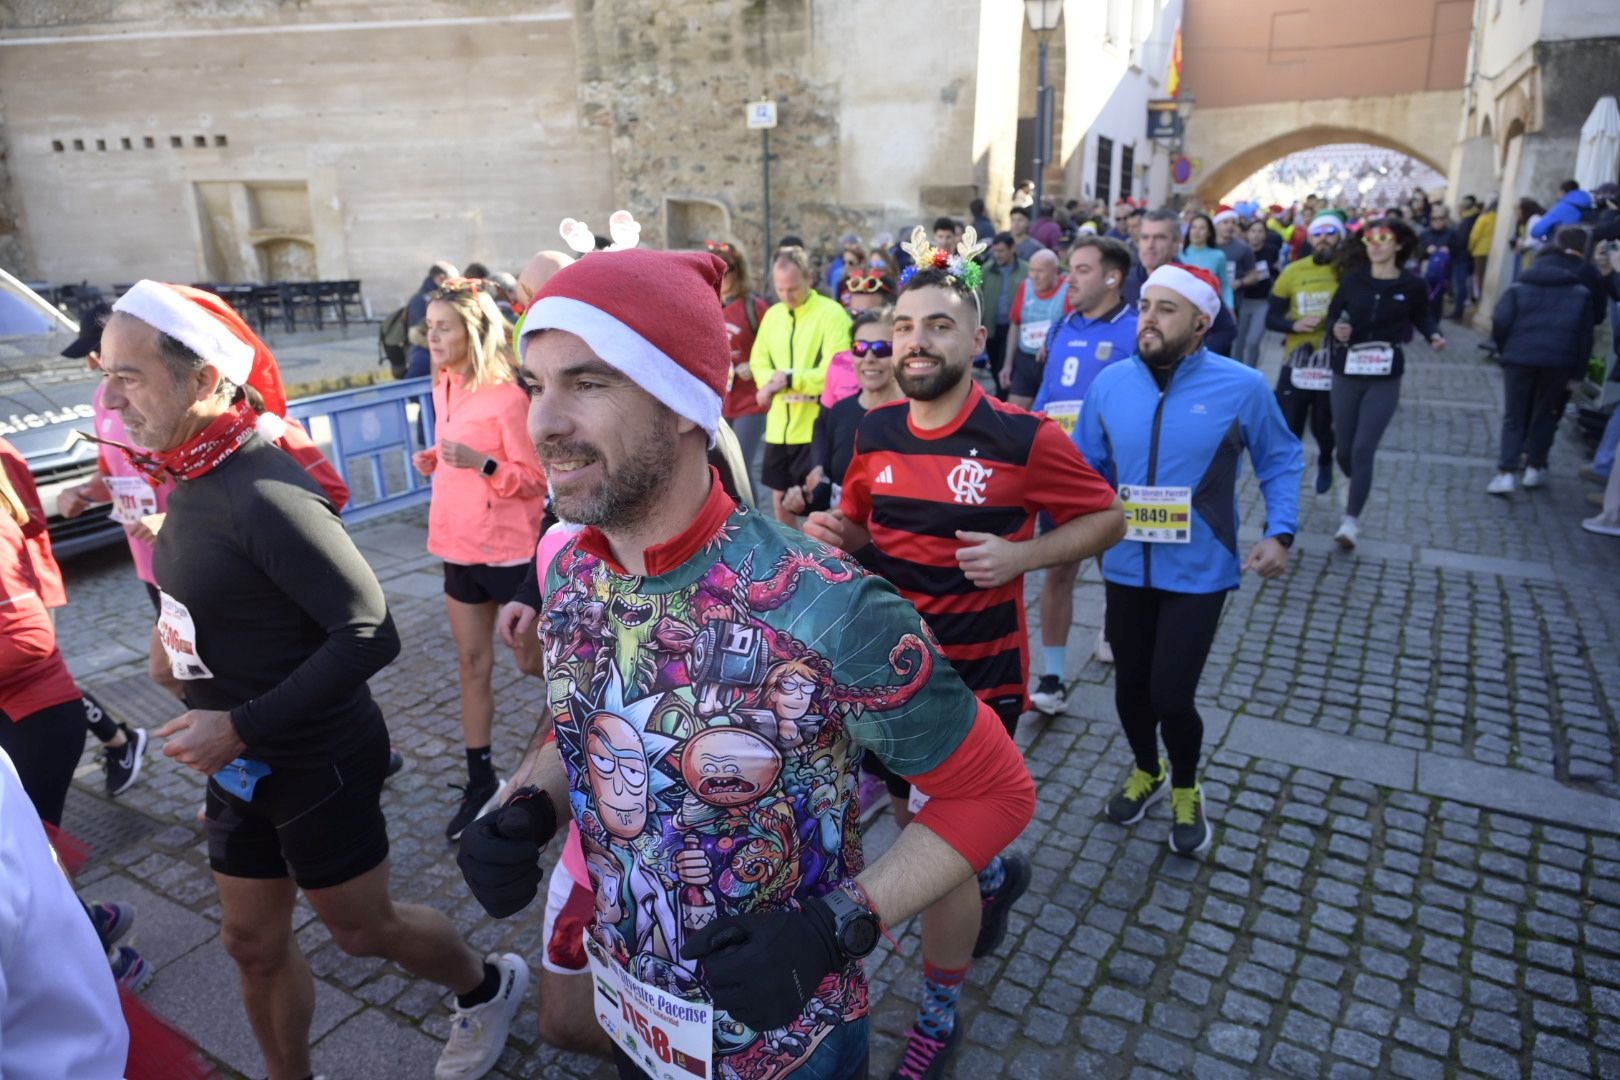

{"left": 1271, "top": 532, "right": 1294, "bottom": 549}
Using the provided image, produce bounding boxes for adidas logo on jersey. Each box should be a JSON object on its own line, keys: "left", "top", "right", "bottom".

{"left": 875, "top": 465, "right": 894, "bottom": 484}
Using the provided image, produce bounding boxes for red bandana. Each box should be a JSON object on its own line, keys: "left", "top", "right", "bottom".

{"left": 118, "top": 401, "right": 259, "bottom": 484}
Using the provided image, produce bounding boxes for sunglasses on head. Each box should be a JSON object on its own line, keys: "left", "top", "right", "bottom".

{"left": 703, "top": 239, "right": 735, "bottom": 254}
{"left": 851, "top": 339, "right": 894, "bottom": 358}
{"left": 1363, "top": 229, "right": 1398, "bottom": 247}
{"left": 432, "top": 277, "right": 482, "bottom": 297}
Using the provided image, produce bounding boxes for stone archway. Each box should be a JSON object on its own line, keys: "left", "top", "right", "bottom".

{"left": 1196, "top": 125, "right": 1448, "bottom": 204}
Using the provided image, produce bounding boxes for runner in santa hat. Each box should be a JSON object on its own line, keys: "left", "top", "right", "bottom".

{"left": 456, "top": 247, "right": 1037, "bottom": 1080}
{"left": 1213, "top": 205, "right": 1260, "bottom": 319}
{"left": 101, "top": 281, "right": 529, "bottom": 1080}
{"left": 1076, "top": 262, "right": 1302, "bottom": 858}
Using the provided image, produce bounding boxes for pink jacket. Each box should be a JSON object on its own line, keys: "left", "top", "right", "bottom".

{"left": 819, "top": 350, "right": 861, "bottom": 409}
{"left": 421, "top": 369, "right": 546, "bottom": 565}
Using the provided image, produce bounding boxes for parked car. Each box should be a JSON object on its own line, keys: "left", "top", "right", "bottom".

{"left": 0, "top": 268, "right": 122, "bottom": 556}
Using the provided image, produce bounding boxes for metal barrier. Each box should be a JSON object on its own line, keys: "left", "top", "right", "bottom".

{"left": 287, "top": 377, "right": 436, "bottom": 524}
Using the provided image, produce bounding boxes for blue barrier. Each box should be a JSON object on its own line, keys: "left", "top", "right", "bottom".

{"left": 287, "top": 377, "right": 437, "bottom": 524}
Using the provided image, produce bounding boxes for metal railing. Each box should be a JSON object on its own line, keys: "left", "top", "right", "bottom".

{"left": 287, "top": 377, "right": 436, "bottom": 524}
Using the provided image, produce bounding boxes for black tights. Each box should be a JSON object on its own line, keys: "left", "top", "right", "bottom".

{"left": 1104, "top": 582, "right": 1227, "bottom": 789}
{"left": 1276, "top": 380, "right": 1335, "bottom": 463}
{"left": 0, "top": 698, "right": 89, "bottom": 826}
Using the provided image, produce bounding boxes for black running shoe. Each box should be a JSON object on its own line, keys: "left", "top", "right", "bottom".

{"left": 446, "top": 777, "right": 505, "bottom": 842}
{"left": 973, "top": 850, "right": 1031, "bottom": 958}
{"left": 385, "top": 747, "right": 406, "bottom": 780}
{"left": 888, "top": 1020, "right": 963, "bottom": 1080}
{"left": 89, "top": 901, "right": 136, "bottom": 950}
{"left": 1169, "top": 785, "right": 1214, "bottom": 857}
{"left": 103, "top": 725, "right": 147, "bottom": 797}
{"left": 1315, "top": 457, "right": 1333, "bottom": 495}
{"left": 1104, "top": 759, "right": 1167, "bottom": 825}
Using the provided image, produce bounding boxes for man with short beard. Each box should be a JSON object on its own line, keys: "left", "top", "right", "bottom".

{"left": 1076, "top": 264, "right": 1302, "bottom": 857}
{"left": 1268, "top": 211, "right": 1346, "bottom": 494}
{"left": 1123, "top": 209, "right": 1239, "bottom": 356}
{"left": 104, "top": 281, "right": 526, "bottom": 1080}
{"left": 807, "top": 257, "right": 1124, "bottom": 1077}
{"left": 455, "top": 248, "right": 1037, "bottom": 1080}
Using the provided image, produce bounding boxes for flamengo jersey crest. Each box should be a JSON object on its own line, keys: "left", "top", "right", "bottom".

{"left": 947, "top": 457, "right": 993, "bottom": 505}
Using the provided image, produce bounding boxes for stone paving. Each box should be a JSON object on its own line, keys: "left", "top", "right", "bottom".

{"left": 50, "top": 316, "right": 1620, "bottom": 1078}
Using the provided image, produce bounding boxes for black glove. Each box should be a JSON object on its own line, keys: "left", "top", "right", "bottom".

{"left": 679, "top": 896, "right": 840, "bottom": 1032}
{"left": 455, "top": 786, "right": 557, "bottom": 918}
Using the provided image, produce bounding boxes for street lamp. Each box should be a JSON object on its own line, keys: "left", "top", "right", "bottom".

{"left": 1024, "top": 0, "right": 1062, "bottom": 215}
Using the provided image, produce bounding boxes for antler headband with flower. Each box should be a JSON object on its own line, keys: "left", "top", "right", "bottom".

{"left": 558, "top": 209, "right": 642, "bottom": 255}
{"left": 897, "top": 225, "right": 988, "bottom": 291}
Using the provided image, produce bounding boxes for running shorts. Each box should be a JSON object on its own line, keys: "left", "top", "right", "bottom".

{"left": 541, "top": 856, "right": 595, "bottom": 975}
{"left": 761, "top": 442, "right": 815, "bottom": 492}
{"left": 863, "top": 696, "right": 1023, "bottom": 800}
{"left": 443, "top": 561, "right": 528, "bottom": 606}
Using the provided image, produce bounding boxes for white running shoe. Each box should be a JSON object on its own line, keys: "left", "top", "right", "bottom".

{"left": 1521, "top": 467, "right": 1546, "bottom": 489}
{"left": 1486, "top": 472, "right": 1516, "bottom": 496}
{"left": 435, "top": 952, "right": 529, "bottom": 1080}
{"left": 1031, "top": 674, "right": 1068, "bottom": 716}
{"left": 1094, "top": 627, "right": 1114, "bottom": 664}
{"left": 1333, "top": 518, "right": 1359, "bottom": 550}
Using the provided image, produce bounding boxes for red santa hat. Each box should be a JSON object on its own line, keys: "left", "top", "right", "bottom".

{"left": 1212, "top": 205, "right": 1239, "bottom": 225}
{"left": 1143, "top": 263, "right": 1222, "bottom": 322}
{"left": 112, "top": 281, "right": 288, "bottom": 416}
{"left": 518, "top": 249, "right": 730, "bottom": 443}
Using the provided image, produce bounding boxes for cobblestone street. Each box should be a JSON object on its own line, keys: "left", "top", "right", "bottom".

{"left": 51, "top": 318, "right": 1620, "bottom": 1079}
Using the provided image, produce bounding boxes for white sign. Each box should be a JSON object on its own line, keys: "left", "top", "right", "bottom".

{"left": 746, "top": 101, "right": 777, "bottom": 130}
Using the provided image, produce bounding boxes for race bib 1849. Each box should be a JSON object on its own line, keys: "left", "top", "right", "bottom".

{"left": 158, "top": 592, "right": 214, "bottom": 681}
{"left": 1121, "top": 485, "right": 1193, "bottom": 544}
{"left": 587, "top": 936, "right": 712, "bottom": 1080}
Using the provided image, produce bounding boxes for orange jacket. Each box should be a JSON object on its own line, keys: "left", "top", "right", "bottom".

{"left": 420, "top": 369, "right": 546, "bottom": 565}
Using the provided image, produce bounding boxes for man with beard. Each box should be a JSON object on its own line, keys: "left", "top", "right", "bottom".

{"left": 104, "top": 282, "right": 526, "bottom": 1080}
{"left": 1123, "top": 209, "right": 1239, "bottom": 356}
{"left": 454, "top": 248, "right": 1037, "bottom": 1080}
{"left": 1268, "top": 211, "right": 1346, "bottom": 494}
{"left": 805, "top": 245, "right": 1124, "bottom": 1077}
{"left": 1076, "top": 264, "right": 1302, "bottom": 856}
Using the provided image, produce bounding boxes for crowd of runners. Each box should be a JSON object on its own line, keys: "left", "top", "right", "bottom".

{"left": 2, "top": 174, "right": 1616, "bottom": 1080}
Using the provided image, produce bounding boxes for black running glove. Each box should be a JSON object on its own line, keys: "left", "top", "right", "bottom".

{"left": 456, "top": 786, "right": 557, "bottom": 918}
{"left": 679, "top": 896, "right": 841, "bottom": 1031}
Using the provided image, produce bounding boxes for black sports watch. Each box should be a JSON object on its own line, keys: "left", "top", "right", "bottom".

{"left": 480, "top": 457, "right": 498, "bottom": 478}
{"left": 1273, "top": 532, "right": 1295, "bottom": 549}
{"left": 823, "top": 885, "right": 882, "bottom": 959}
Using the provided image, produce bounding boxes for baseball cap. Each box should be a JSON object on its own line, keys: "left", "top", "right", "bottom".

{"left": 60, "top": 301, "right": 112, "bottom": 359}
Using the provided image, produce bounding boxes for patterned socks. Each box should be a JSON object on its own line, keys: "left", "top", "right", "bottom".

{"left": 977, "top": 854, "right": 1006, "bottom": 899}
{"left": 915, "top": 959, "right": 969, "bottom": 1039}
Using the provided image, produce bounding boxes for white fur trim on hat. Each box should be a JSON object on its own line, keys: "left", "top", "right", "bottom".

{"left": 1213, "top": 208, "right": 1239, "bottom": 224}
{"left": 520, "top": 295, "right": 721, "bottom": 444}
{"left": 1307, "top": 216, "right": 1346, "bottom": 237}
{"left": 1143, "top": 264, "right": 1221, "bottom": 322}
{"left": 113, "top": 280, "right": 255, "bottom": 386}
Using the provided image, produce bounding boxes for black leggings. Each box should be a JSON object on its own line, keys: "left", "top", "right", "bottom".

{"left": 0, "top": 698, "right": 89, "bottom": 826}
{"left": 1104, "top": 582, "right": 1227, "bottom": 789}
{"left": 1276, "top": 372, "right": 1335, "bottom": 462}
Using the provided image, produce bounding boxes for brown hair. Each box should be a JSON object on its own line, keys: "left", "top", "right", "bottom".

{"left": 1070, "top": 235, "right": 1133, "bottom": 279}
{"left": 0, "top": 465, "right": 28, "bottom": 527}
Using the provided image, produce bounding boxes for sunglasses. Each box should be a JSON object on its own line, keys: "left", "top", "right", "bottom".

{"left": 1363, "top": 229, "right": 1398, "bottom": 247}
{"left": 851, "top": 340, "right": 894, "bottom": 358}
{"left": 846, "top": 271, "right": 892, "bottom": 295}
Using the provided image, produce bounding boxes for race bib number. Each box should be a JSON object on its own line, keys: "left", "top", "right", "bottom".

{"left": 1044, "top": 401, "right": 1081, "bottom": 436}
{"left": 587, "top": 936, "right": 712, "bottom": 1080}
{"left": 157, "top": 592, "right": 214, "bottom": 681}
{"left": 107, "top": 476, "right": 157, "bottom": 526}
{"left": 1255, "top": 260, "right": 1271, "bottom": 282}
{"left": 1020, "top": 319, "right": 1052, "bottom": 353}
{"left": 1290, "top": 364, "right": 1333, "bottom": 392}
{"left": 907, "top": 785, "right": 931, "bottom": 816}
{"left": 1344, "top": 342, "right": 1395, "bottom": 376}
{"left": 1120, "top": 485, "right": 1192, "bottom": 544}
{"left": 1296, "top": 291, "right": 1332, "bottom": 318}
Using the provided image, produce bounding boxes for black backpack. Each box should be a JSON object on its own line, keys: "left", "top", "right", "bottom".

{"left": 379, "top": 305, "right": 411, "bottom": 378}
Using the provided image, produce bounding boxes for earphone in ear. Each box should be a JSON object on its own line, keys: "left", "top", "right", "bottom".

{"left": 1106, "top": 276, "right": 1118, "bottom": 285}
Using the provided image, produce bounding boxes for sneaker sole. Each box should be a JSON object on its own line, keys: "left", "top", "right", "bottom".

{"left": 973, "top": 854, "right": 1032, "bottom": 958}
{"left": 107, "top": 728, "right": 148, "bottom": 797}
{"left": 447, "top": 779, "right": 508, "bottom": 843}
{"left": 1030, "top": 693, "right": 1068, "bottom": 717}
{"left": 1168, "top": 820, "right": 1214, "bottom": 857}
{"left": 1334, "top": 533, "right": 1355, "bottom": 551}
{"left": 1104, "top": 779, "right": 1167, "bottom": 826}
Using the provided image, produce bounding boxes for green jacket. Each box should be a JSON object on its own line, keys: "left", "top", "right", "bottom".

{"left": 978, "top": 258, "right": 1029, "bottom": 331}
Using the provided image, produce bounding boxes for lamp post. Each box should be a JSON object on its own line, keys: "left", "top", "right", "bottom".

{"left": 1024, "top": 0, "right": 1062, "bottom": 215}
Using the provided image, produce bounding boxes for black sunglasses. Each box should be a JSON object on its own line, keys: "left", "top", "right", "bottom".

{"left": 851, "top": 340, "right": 894, "bottom": 358}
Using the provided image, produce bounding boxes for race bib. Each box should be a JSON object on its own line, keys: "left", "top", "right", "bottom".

{"left": 1290, "top": 364, "right": 1333, "bottom": 392}
{"left": 587, "top": 936, "right": 712, "bottom": 1080}
{"left": 1044, "top": 401, "right": 1081, "bottom": 436}
{"left": 1255, "top": 260, "right": 1271, "bottom": 282}
{"left": 157, "top": 592, "right": 214, "bottom": 681}
{"left": 1020, "top": 319, "right": 1052, "bottom": 353}
{"left": 107, "top": 476, "right": 157, "bottom": 526}
{"left": 907, "top": 784, "right": 931, "bottom": 816}
{"left": 1344, "top": 342, "right": 1395, "bottom": 377}
{"left": 1296, "top": 291, "right": 1332, "bottom": 318}
{"left": 1120, "top": 485, "right": 1192, "bottom": 543}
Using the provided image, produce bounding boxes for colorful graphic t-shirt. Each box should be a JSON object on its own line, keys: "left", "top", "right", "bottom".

{"left": 540, "top": 481, "right": 977, "bottom": 1079}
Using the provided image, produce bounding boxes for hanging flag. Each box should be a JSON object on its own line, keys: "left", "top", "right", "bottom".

{"left": 1166, "top": 19, "right": 1183, "bottom": 99}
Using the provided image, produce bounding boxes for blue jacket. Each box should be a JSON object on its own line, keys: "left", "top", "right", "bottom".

{"left": 1075, "top": 348, "right": 1303, "bottom": 593}
{"left": 1530, "top": 189, "right": 1592, "bottom": 241}
{"left": 1033, "top": 301, "right": 1139, "bottom": 439}
{"left": 1492, "top": 251, "right": 1598, "bottom": 374}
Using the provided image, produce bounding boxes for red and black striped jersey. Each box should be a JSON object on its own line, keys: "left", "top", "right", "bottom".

{"left": 839, "top": 381, "right": 1116, "bottom": 709}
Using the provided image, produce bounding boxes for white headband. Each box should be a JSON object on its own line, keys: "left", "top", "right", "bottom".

{"left": 1143, "top": 264, "right": 1221, "bottom": 321}
{"left": 1307, "top": 217, "right": 1345, "bottom": 238}
{"left": 112, "top": 280, "right": 254, "bottom": 386}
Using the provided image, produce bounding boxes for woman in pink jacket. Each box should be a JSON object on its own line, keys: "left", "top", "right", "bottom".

{"left": 411, "top": 279, "right": 546, "bottom": 840}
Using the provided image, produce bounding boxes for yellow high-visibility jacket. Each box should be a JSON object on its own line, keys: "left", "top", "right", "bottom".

{"left": 748, "top": 292, "right": 853, "bottom": 445}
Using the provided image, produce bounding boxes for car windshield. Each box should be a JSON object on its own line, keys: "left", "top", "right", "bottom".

{"left": 0, "top": 290, "right": 59, "bottom": 336}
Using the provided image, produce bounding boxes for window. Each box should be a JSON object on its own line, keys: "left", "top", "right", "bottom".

{"left": 121, "top": 137, "right": 133, "bottom": 150}
{"left": 1120, "top": 144, "right": 1135, "bottom": 201}
{"left": 95, "top": 139, "right": 107, "bottom": 151}
{"left": 214, "top": 134, "right": 228, "bottom": 148}
{"left": 51, "top": 140, "right": 64, "bottom": 152}
{"left": 170, "top": 135, "right": 183, "bottom": 148}
{"left": 193, "top": 135, "right": 207, "bottom": 148}
{"left": 1095, "top": 136, "right": 1114, "bottom": 209}
{"left": 143, "top": 136, "right": 155, "bottom": 149}
{"left": 72, "top": 138, "right": 85, "bottom": 151}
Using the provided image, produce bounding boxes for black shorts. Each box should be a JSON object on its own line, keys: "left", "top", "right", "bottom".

{"left": 1009, "top": 350, "right": 1044, "bottom": 398}
{"left": 205, "top": 719, "right": 391, "bottom": 891}
{"left": 143, "top": 581, "right": 161, "bottom": 618}
{"left": 443, "top": 561, "right": 528, "bottom": 606}
{"left": 761, "top": 442, "right": 815, "bottom": 493}
{"left": 863, "top": 696, "right": 1023, "bottom": 800}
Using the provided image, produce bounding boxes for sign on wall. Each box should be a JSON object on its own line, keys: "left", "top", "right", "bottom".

{"left": 1148, "top": 100, "right": 1183, "bottom": 141}
{"left": 746, "top": 101, "right": 778, "bottom": 130}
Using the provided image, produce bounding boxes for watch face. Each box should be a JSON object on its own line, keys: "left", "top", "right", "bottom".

{"left": 841, "top": 914, "right": 880, "bottom": 958}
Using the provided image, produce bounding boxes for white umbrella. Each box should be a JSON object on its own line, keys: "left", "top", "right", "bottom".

{"left": 1575, "top": 96, "right": 1620, "bottom": 190}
